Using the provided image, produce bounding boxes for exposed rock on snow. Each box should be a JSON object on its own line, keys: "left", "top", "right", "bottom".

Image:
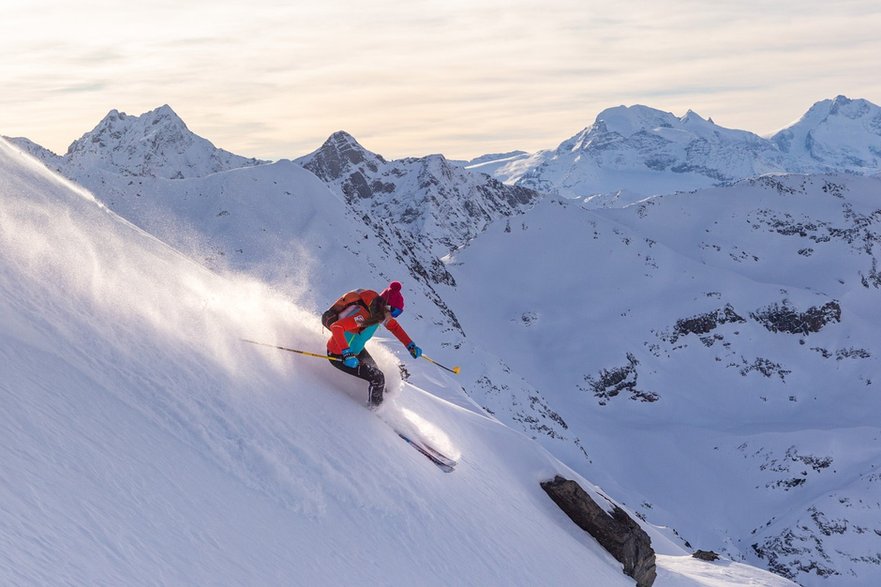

{"left": 692, "top": 550, "right": 721, "bottom": 562}
{"left": 750, "top": 301, "right": 841, "bottom": 335}
{"left": 541, "top": 475, "right": 657, "bottom": 587}
{"left": 668, "top": 305, "right": 747, "bottom": 344}
{"left": 581, "top": 353, "right": 659, "bottom": 405}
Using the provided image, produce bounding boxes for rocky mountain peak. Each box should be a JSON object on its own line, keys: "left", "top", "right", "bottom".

{"left": 69, "top": 105, "right": 187, "bottom": 154}
{"left": 419, "top": 153, "right": 455, "bottom": 177}
{"left": 681, "top": 109, "right": 705, "bottom": 123}
{"left": 325, "top": 130, "right": 363, "bottom": 148}
{"left": 62, "top": 105, "right": 262, "bottom": 179}
{"left": 141, "top": 104, "right": 189, "bottom": 131}
{"left": 301, "top": 131, "right": 386, "bottom": 182}
{"left": 295, "top": 133, "right": 540, "bottom": 259}
{"left": 830, "top": 94, "right": 852, "bottom": 110}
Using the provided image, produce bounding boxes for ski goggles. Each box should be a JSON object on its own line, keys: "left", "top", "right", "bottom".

{"left": 388, "top": 306, "right": 403, "bottom": 318}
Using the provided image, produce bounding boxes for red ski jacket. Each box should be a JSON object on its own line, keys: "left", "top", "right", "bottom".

{"left": 326, "top": 303, "right": 413, "bottom": 356}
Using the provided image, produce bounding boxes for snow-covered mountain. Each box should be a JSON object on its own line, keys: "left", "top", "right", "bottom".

{"left": 11, "top": 100, "right": 881, "bottom": 586}
{"left": 451, "top": 149, "right": 530, "bottom": 176}
{"left": 493, "top": 105, "right": 784, "bottom": 201}
{"left": 296, "top": 131, "right": 538, "bottom": 255}
{"left": 772, "top": 95, "right": 881, "bottom": 174}
{"left": 47, "top": 105, "right": 265, "bottom": 179}
{"left": 1, "top": 136, "right": 804, "bottom": 587}
{"left": 481, "top": 97, "right": 881, "bottom": 203}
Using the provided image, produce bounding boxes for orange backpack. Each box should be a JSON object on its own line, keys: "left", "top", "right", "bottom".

{"left": 321, "top": 289, "right": 380, "bottom": 329}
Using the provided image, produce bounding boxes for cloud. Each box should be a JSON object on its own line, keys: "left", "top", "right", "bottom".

{"left": 50, "top": 82, "right": 108, "bottom": 95}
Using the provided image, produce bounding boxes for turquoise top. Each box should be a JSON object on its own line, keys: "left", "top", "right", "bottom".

{"left": 343, "top": 323, "right": 380, "bottom": 354}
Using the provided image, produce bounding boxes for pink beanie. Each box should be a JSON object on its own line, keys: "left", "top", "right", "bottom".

{"left": 380, "top": 281, "right": 404, "bottom": 310}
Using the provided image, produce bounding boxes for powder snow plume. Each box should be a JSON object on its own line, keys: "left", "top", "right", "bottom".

{"left": 0, "top": 138, "right": 407, "bottom": 387}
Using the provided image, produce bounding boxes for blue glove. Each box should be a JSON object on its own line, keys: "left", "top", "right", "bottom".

{"left": 407, "top": 342, "right": 422, "bottom": 359}
{"left": 341, "top": 348, "right": 359, "bottom": 368}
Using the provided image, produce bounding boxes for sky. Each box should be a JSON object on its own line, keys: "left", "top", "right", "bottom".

{"left": 1, "top": 0, "right": 880, "bottom": 161}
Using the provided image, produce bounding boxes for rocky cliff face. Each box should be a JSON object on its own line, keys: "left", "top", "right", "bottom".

{"left": 297, "top": 131, "right": 539, "bottom": 255}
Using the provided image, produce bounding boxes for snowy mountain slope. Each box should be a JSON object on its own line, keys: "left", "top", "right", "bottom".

{"left": 485, "top": 97, "right": 881, "bottom": 203}
{"left": 442, "top": 173, "right": 881, "bottom": 586}
{"left": 0, "top": 139, "right": 802, "bottom": 586}
{"left": 55, "top": 156, "right": 373, "bottom": 295}
{"left": 16, "top": 110, "right": 584, "bottom": 462}
{"left": 293, "top": 131, "right": 542, "bottom": 350}
{"left": 135, "top": 159, "right": 581, "bottom": 461}
{"left": 4, "top": 135, "right": 62, "bottom": 165}
{"left": 55, "top": 105, "right": 265, "bottom": 179}
{"left": 455, "top": 150, "right": 531, "bottom": 176}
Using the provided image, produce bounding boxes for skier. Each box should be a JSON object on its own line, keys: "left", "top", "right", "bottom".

{"left": 323, "top": 281, "right": 422, "bottom": 407}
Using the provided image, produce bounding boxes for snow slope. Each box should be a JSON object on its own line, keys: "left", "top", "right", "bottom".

{"left": 1, "top": 139, "right": 801, "bottom": 585}
{"left": 36, "top": 116, "right": 561, "bottom": 443}
{"left": 442, "top": 174, "right": 881, "bottom": 586}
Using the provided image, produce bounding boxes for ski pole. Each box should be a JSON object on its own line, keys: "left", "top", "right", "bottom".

{"left": 422, "top": 354, "right": 461, "bottom": 375}
{"left": 241, "top": 339, "right": 340, "bottom": 362}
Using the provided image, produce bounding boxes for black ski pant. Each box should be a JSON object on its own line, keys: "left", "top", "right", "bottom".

{"left": 329, "top": 349, "right": 385, "bottom": 403}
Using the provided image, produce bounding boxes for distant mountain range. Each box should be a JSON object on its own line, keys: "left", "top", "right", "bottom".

{"left": 10, "top": 96, "right": 880, "bottom": 208}
{"left": 461, "top": 95, "right": 881, "bottom": 205}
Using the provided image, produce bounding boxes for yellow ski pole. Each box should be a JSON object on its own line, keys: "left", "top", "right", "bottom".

{"left": 422, "top": 354, "right": 461, "bottom": 375}
{"left": 241, "top": 339, "right": 341, "bottom": 361}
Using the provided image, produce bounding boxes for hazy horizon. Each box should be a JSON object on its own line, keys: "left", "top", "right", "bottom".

{"left": 2, "top": 0, "right": 879, "bottom": 161}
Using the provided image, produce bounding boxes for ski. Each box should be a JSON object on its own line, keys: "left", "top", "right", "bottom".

{"left": 396, "top": 432, "right": 457, "bottom": 472}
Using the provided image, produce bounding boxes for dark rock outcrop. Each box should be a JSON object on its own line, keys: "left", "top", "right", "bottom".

{"left": 693, "top": 550, "right": 721, "bottom": 561}
{"left": 541, "top": 476, "right": 656, "bottom": 587}
{"left": 582, "top": 353, "right": 659, "bottom": 405}
{"left": 669, "top": 304, "right": 746, "bottom": 343}
{"left": 750, "top": 301, "right": 841, "bottom": 335}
